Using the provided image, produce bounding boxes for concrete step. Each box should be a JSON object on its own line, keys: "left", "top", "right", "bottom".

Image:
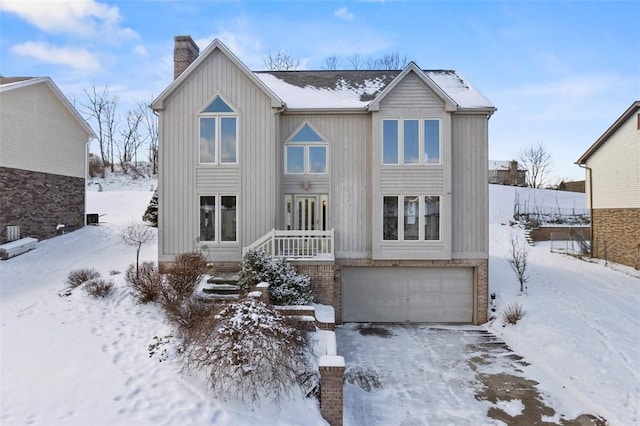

{"left": 201, "top": 283, "right": 240, "bottom": 295}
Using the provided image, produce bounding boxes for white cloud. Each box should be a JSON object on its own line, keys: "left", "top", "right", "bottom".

{"left": 0, "top": 0, "right": 137, "bottom": 40}
{"left": 10, "top": 41, "right": 101, "bottom": 71}
{"left": 334, "top": 6, "right": 354, "bottom": 21}
{"left": 133, "top": 44, "right": 148, "bottom": 57}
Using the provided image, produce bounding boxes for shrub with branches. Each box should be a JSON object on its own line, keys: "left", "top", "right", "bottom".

{"left": 507, "top": 234, "right": 529, "bottom": 293}
{"left": 66, "top": 268, "right": 101, "bottom": 289}
{"left": 125, "top": 261, "right": 163, "bottom": 303}
{"left": 84, "top": 278, "right": 115, "bottom": 298}
{"left": 121, "top": 222, "right": 156, "bottom": 277}
{"left": 501, "top": 302, "right": 525, "bottom": 325}
{"left": 238, "top": 249, "right": 312, "bottom": 305}
{"left": 158, "top": 252, "right": 208, "bottom": 324}
{"left": 183, "top": 298, "right": 311, "bottom": 405}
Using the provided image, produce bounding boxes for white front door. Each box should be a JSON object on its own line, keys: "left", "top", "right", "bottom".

{"left": 294, "top": 195, "right": 317, "bottom": 231}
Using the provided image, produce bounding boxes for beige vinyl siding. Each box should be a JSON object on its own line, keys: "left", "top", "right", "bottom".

{"left": 158, "top": 50, "right": 277, "bottom": 262}
{"left": 586, "top": 115, "right": 640, "bottom": 209}
{"left": 451, "top": 114, "right": 489, "bottom": 258}
{"left": 0, "top": 82, "right": 88, "bottom": 178}
{"left": 279, "top": 114, "right": 371, "bottom": 258}
{"left": 380, "top": 72, "right": 445, "bottom": 110}
{"left": 372, "top": 71, "right": 452, "bottom": 260}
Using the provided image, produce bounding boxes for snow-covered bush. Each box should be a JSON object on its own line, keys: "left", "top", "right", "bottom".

{"left": 66, "top": 268, "right": 100, "bottom": 289}
{"left": 501, "top": 302, "right": 525, "bottom": 325}
{"left": 83, "top": 278, "right": 115, "bottom": 298}
{"left": 125, "top": 261, "right": 162, "bottom": 303}
{"left": 142, "top": 189, "right": 158, "bottom": 227}
{"left": 238, "top": 249, "right": 312, "bottom": 305}
{"left": 183, "top": 298, "right": 311, "bottom": 405}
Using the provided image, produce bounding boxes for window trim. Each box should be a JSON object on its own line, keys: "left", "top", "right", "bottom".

{"left": 382, "top": 118, "right": 442, "bottom": 166}
{"left": 198, "top": 95, "right": 239, "bottom": 165}
{"left": 198, "top": 193, "right": 238, "bottom": 244}
{"left": 284, "top": 123, "right": 329, "bottom": 175}
{"left": 381, "top": 193, "right": 442, "bottom": 242}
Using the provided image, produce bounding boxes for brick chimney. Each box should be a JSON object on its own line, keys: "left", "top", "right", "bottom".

{"left": 174, "top": 35, "right": 199, "bottom": 80}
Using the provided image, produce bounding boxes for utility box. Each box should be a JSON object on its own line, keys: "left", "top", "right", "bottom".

{"left": 86, "top": 214, "right": 99, "bottom": 225}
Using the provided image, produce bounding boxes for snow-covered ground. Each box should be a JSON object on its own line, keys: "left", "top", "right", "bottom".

{"left": 487, "top": 184, "right": 640, "bottom": 426}
{"left": 1, "top": 175, "right": 638, "bottom": 425}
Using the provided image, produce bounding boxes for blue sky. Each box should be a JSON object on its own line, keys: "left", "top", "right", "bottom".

{"left": 1, "top": 0, "right": 638, "bottom": 182}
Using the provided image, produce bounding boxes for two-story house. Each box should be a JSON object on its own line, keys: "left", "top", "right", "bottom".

{"left": 152, "top": 36, "right": 496, "bottom": 324}
{"left": 576, "top": 101, "right": 640, "bottom": 269}
{"left": 0, "top": 77, "right": 95, "bottom": 244}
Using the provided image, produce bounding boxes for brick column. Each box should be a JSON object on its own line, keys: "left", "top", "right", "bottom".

{"left": 319, "top": 355, "right": 344, "bottom": 426}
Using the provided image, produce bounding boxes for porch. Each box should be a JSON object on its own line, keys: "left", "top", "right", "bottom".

{"left": 243, "top": 228, "right": 335, "bottom": 261}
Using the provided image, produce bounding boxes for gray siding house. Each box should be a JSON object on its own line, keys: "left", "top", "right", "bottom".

{"left": 0, "top": 77, "right": 95, "bottom": 244}
{"left": 152, "top": 37, "right": 496, "bottom": 324}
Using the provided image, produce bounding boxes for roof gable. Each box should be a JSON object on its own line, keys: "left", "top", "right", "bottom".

{"left": 152, "top": 39, "right": 284, "bottom": 110}
{"left": 576, "top": 101, "right": 640, "bottom": 164}
{"left": 0, "top": 77, "right": 95, "bottom": 139}
{"left": 368, "top": 62, "right": 458, "bottom": 112}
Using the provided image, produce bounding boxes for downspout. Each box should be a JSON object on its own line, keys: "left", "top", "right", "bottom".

{"left": 84, "top": 137, "right": 91, "bottom": 227}
{"left": 578, "top": 163, "right": 593, "bottom": 257}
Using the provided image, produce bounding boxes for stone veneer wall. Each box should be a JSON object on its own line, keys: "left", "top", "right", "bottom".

{"left": 334, "top": 258, "right": 489, "bottom": 325}
{"left": 592, "top": 208, "right": 640, "bottom": 269}
{"left": 0, "top": 167, "right": 84, "bottom": 244}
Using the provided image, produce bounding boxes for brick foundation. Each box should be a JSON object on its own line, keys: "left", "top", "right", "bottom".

{"left": 592, "top": 208, "right": 640, "bottom": 268}
{"left": 0, "top": 167, "right": 84, "bottom": 244}
{"left": 291, "top": 261, "right": 335, "bottom": 305}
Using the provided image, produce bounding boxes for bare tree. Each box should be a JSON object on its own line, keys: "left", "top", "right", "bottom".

{"left": 140, "top": 99, "right": 158, "bottom": 175}
{"left": 117, "top": 104, "right": 145, "bottom": 169}
{"left": 263, "top": 50, "right": 299, "bottom": 71}
{"left": 323, "top": 54, "right": 339, "bottom": 70}
{"left": 506, "top": 234, "right": 529, "bottom": 293}
{"left": 77, "top": 84, "right": 118, "bottom": 170}
{"left": 367, "top": 51, "right": 408, "bottom": 70}
{"left": 519, "top": 142, "right": 552, "bottom": 188}
{"left": 121, "top": 222, "right": 156, "bottom": 277}
{"left": 348, "top": 51, "right": 363, "bottom": 70}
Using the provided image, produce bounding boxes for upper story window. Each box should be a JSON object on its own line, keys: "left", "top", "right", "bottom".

{"left": 199, "top": 96, "right": 237, "bottom": 164}
{"left": 382, "top": 118, "right": 441, "bottom": 165}
{"left": 285, "top": 123, "right": 328, "bottom": 174}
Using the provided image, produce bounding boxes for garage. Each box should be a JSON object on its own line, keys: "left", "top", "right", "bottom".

{"left": 342, "top": 267, "right": 474, "bottom": 323}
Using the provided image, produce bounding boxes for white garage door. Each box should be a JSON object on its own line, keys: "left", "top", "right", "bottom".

{"left": 342, "top": 267, "right": 473, "bottom": 323}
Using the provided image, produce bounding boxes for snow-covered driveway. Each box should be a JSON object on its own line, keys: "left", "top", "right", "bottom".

{"left": 337, "top": 324, "right": 603, "bottom": 426}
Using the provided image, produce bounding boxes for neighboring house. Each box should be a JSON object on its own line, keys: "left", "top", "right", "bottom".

{"left": 488, "top": 160, "right": 527, "bottom": 186}
{"left": 576, "top": 101, "right": 640, "bottom": 269}
{"left": 0, "top": 77, "right": 95, "bottom": 244}
{"left": 152, "top": 36, "right": 496, "bottom": 324}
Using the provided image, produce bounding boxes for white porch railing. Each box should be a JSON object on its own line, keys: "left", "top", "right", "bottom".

{"left": 243, "top": 228, "right": 334, "bottom": 260}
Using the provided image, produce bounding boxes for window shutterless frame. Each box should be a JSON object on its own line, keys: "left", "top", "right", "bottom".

{"left": 198, "top": 95, "right": 238, "bottom": 165}
{"left": 382, "top": 118, "right": 441, "bottom": 165}
{"left": 198, "top": 194, "right": 238, "bottom": 243}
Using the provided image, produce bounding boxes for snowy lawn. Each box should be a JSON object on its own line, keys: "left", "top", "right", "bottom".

{"left": 0, "top": 179, "right": 326, "bottom": 426}
{"left": 488, "top": 184, "right": 640, "bottom": 426}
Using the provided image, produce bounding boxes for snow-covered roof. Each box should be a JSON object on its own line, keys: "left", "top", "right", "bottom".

{"left": 255, "top": 69, "right": 494, "bottom": 111}
{"left": 489, "top": 160, "right": 527, "bottom": 171}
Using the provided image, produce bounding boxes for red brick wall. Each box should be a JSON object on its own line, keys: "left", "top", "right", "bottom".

{"left": 292, "top": 262, "right": 335, "bottom": 305}
{"left": 319, "top": 360, "right": 344, "bottom": 426}
{"left": 592, "top": 208, "right": 640, "bottom": 268}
